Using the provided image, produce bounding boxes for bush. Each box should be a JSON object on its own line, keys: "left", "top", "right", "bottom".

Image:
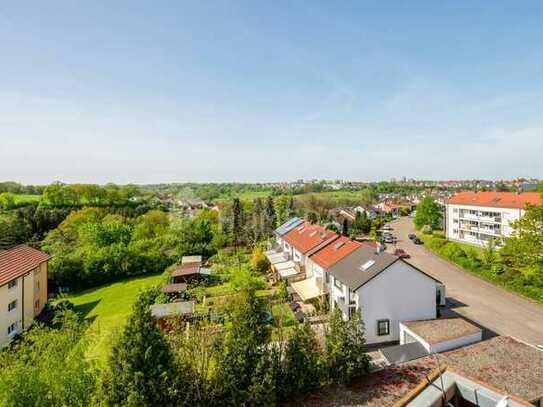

{"left": 251, "top": 245, "right": 270, "bottom": 274}
{"left": 421, "top": 225, "right": 433, "bottom": 235}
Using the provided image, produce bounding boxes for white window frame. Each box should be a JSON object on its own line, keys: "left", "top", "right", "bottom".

{"left": 8, "top": 300, "right": 17, "bottom": 312}
{"left": 7, "top": 322, "right": 17, "bottom": 335}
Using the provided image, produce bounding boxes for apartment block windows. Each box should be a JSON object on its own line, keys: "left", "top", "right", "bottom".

{"left": 8, "top": 300, "right": 17, "bottom": 312}
{"left": 7, "top": 323, "right": 17, "bottom": 335}
{"left": 334, "top": 278, "right": 343, "bottom": 290}
{"left": 8, "top": 279, "right": 17, "bottom": 290}
{"left": 377, "top": 319, "right": 390, "bottom": 336}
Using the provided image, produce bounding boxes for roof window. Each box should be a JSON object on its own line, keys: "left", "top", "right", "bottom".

{"left": 360, "top": 260, "right": 375, "bottom": 271}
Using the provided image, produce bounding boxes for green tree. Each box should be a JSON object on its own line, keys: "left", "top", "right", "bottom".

{"left": 501, "top": 203, "right": 543, "bottom": 285}
{"left": 324, "top": 309, "right": 370, "bottom": 384}
{"left": 213, "top": 288, "right": 270, "bottom": 405}
{"left": 279, "top": 323, "right": 323, "bottom": 399}
{"left": 275, "top": 195, "right": 289, "bottom": 225}
{"left": 0, "top": 192, "right": 16, "bottom": 209}
{"left": 0, "top": 311, "right": 98, "bottom": 406}
{"left": 100, "top": 289, "right": 177, "bottom": 406}
{"left": 232, "top": 198, "right": 245, "bottom": 247}
{"left": 251, "top": 245, "right": 270, "bottom": 274}
{"left": 264, "top": 196, "right": 277, "bottom": 236}
{"left": 414, "top": 197, "right": 442, "bottom": 230}
{"left": 252, "top": 197, "right": 264, "bottom": 241}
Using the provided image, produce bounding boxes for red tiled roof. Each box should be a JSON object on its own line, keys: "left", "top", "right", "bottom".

{"left": 447, "top": 191, "right": 542, "bottom": 209}
{"left": 0, "top": 245, "right": 50, "bottom": 287}
{"left": 282, "top": 223, "right": 338, "bottom": 254}
{"left": 310, "top": 236, "right": 362, "bottom": 269}
{"left": 172, "top": 262, "right": 200, "bottom": 277}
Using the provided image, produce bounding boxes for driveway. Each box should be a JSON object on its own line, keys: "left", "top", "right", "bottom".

{"left": 387, "top": 217, "right": 543, "bottom": 347}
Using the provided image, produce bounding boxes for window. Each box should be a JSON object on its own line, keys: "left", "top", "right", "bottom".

{"left": 8, "top": 300, "right": 17, "bottom": 312}
{"left": 35, "top": 300, "right": 40, "bottom": 309}
{"left": 334, "top": 278, "right": 343, "bottom": 290}
{"left": 377, "top": 319, "right": 390, "bottom": 336}
{"left": 7, "top": 323, "right": 17, "bottom": 335}
{"left": 8, "top": 279, "right": 17, "bottom": 290}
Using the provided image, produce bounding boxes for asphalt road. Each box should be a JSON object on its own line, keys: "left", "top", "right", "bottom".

{"left": 387, "top": 217, "right": 543, "bottom": 347}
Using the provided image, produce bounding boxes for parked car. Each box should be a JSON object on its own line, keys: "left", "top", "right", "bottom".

{"left": 408, "top": 233, "right": 416, "bottom": 240}
{"left": 413, "top": 237, "right": 423, "bottom": 245}
{"left": 384, "top": 235, "right": 395, "bottom": 243}
{"left": 382, "top": 224, "right": 392, "bottom": 230}
{"left": 394, "top": 248, "right": 410, "bottom": 259}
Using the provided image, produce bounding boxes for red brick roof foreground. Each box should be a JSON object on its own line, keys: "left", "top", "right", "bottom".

{"left": 0, "top": 245, "right": 50, "bottom": 287}
{"left": 282, "top": 223, "right": 338, "bottom": 254}
{"left": 310, "top": 236, "right": 362, "bottom": 269}
{"left": 447, "top": 191, "right": 542, "bottom": 209}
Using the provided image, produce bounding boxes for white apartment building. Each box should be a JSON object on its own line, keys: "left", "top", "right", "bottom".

{"left": 445, "top": 191, "right": 542, "bottom": 247}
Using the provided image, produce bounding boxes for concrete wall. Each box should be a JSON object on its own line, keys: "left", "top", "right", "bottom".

{"left": 358, "top": 261, "right": 437, "bottom": 345}
{"left": 400, "top": 323, "right": 482, "bottom": 353}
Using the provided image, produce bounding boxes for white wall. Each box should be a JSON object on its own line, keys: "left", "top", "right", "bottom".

{"left": 431, "top": 331, "right": 482, "bottom": 353}
{"left": 0, "top": 271, "right": 36, "bottom": 347}
{"left": 399, "top": 323, "right": 482, "bottom": 353}
{"left": 446, "top": 203, "right": 524, "bottom": 247}
{"left": 358, "top": 261, "right": 437, "bottom": 345}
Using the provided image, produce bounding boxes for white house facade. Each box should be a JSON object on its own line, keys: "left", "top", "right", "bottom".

{"left": 445, "top": 192, "right": 541, "bottom": 247}
{"left": 329, "top": 249, "right": 440, "bottom": 345}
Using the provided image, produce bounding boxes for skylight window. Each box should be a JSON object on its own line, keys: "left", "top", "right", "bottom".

{"left": 309, "top": 231, "right": 317, "bottom": 237}
{"left": 334, "top": 241, "right": 345, "bottom": 250}
{"left": 297, "top": 225, "right": 305, "bottom": 233}
{"left": 360, "top": 260, "right": 375, "bottom": 271}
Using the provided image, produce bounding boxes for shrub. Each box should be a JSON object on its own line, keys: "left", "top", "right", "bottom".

{"left": 421, "top": 225, "right": 433, "bottom": 235}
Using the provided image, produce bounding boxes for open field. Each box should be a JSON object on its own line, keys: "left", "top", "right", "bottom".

{"left": 13, "top": 194, "right": 42, "bottom": 205}
{"left": 216, "top": 190, "right": 373, "bottom": 204}
{"left": 63, "top": 272, "right": 166, "bottom": 362}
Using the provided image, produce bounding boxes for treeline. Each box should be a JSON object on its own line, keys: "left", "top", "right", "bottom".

{"left": 0, "top": 181, "right": 44, "bottom": 195}
{"left": 0, "top": 287, "right": 370, "bottom": 406}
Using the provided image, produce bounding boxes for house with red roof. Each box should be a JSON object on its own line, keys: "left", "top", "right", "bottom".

{"left": 445, "top": 191, "right": 542, "bottom": 247}
{"left": 0, "top": 245, "right": 49, "bottom": 346}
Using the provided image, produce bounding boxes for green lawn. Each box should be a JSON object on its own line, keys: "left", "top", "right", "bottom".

{"left": 271, "top": 303, "right": 297, "bottom": 327}
{"left": 419, "top": 233, "right": 543, "bottom": 304}
{"left": 63, "top": 272, "right": 166, "bottom": 362}
{"left": 13, "top": 194, "right": 42, "bottom": 205}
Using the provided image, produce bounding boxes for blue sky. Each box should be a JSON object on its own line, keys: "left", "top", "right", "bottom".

{"left": 1, "top": 1, "right": 542, "bottom": 184}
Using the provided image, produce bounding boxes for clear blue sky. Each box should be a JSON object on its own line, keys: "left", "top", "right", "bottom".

{"left": 1, "top": 1, "right": 542, "bottom": 184}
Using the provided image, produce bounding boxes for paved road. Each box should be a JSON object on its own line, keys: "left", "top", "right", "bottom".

{"left": 387, "top": 217, "right": 543, "bottom": 346}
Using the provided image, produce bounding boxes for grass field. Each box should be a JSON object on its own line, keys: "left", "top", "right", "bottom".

{"left": 217, "top": 190, "right": 373, "bottom": 204}
{"left": 13, "top": 194, "right": 42, "bottom": 205}
{"left": 419, "top": 233, "right": 543, "bottom": 304}
{"left": 63, "top": 272, "right": 166, "bottom": 362}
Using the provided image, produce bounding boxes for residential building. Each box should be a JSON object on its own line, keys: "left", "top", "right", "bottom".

{"left": 445, "top": 191, "right": 542, "bottom": 246}
{"left": 328, "top": 247, "right": 441, "bottom": 345}
{"left": 0, "top": 245, "right": 49, "bottom": 346}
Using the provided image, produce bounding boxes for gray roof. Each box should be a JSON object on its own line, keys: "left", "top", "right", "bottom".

{"left": 150, "top": 301, "right": 194, "bottom": 318}
{"left": 381, "top": 342, "right": 429, "bottom": 364}
{"left": 329, "top": 246, "right": 399, "bottom": 290}
{"left": 274, "top": 217, "right": 303, "bottom": 236}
